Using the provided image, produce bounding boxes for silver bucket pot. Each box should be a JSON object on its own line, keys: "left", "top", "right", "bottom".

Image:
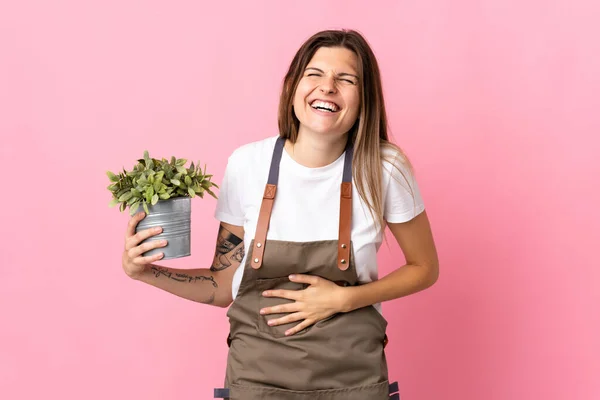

{"left": 134, "top": 197, "right": 191, "bottom": 260}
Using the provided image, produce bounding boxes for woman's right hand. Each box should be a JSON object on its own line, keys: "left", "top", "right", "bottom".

{"left": 122, "top": 212, "right": 168, "bottom": 279}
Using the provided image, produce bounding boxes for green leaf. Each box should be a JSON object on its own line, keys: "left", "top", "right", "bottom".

{"left": 176, "top": 158, "right": 187, "bottom": 166}
{"left": 106, "top": 171, "right": 119, "bottom": 182}
{"left": 188, "top": 187, "right": 195, "bottom": 197}
{"left": 109, "top": 198, "right": 119, "bottom": 207}
{"left": 176, "top": 166, "right": 187, "bottom": 174}
{"left": 119, "top": 202, "right": 126, "bottom": 212}
{"left": 159, "top": 193, "right": 170, "bottom": 200}
{"left": 184, "top": 175, "right": 192, "bottom": 186}
{"left": 118, "top": 192, "right": 133, "bottom": 202}
{"left": 207, "top": 189, "right": 218, "bottom": 199}
{"left": 171, "top": 156, "right": 176, "bottom": 166}
{"left": 151, "top": 193, "right": 159, "bottom": 205}
{"left": 130, "top": 201, "right": 140, "bottom": 214}
{"left": 170, "top": 179, "right": 181, "bottom": 186}
{"left": 143, "top": 202, "right": 149, "bottom": 214}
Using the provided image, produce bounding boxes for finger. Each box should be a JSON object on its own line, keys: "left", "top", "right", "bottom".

{"left": 133, "top": 251, "right": 165, "bottom": 265}
{"left": 262, "top": 289, "right": 300, "bottom": 301}
{"left": 285, "top": 319, "right": 314, "bottom": 336}
{"left": 126, "top": 212, "right": 146, "bottom": 238}
{"left": 260, "top": 302, "right": 301, "bottom": 316}
{"left": 128, "top": 238, "right": 168, "bottom": 259}
{"left": 125, "top": 226, "right": 163, "bottom": 251}
{"left": 288, "top": 274, "right": 321, "bottom": 285}
{"left": 266, "top": 312, "right": 306, "bottom": 327}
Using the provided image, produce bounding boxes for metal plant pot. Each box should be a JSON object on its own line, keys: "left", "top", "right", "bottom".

{"left": 135, "top": 197, "right": 191, "bottom": 260}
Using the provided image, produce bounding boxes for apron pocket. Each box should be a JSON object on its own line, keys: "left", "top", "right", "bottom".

{"left": 256, "top": 277, "right": 308, "bottom": 338}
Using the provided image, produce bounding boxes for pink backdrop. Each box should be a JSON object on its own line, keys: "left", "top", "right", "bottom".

{"left": 1, "top": 1, "right": 598, "bottom": 399}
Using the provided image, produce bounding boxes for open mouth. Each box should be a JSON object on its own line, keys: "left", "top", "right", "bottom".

{"left": 310, "top": 100, "right": 340, "bottom": 113}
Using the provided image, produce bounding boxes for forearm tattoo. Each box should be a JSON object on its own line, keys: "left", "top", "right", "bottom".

{"left": 210, "top": 225, "right": 244, "bottom": 271}
{"left": 150, "top": 266, "right": 218, "bottom": 287}
{"left": 150, "top": 266, "right": 217, "bottom": 304}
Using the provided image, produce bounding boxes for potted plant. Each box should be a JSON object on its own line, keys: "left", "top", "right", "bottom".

{"left": 107, "top": 150, "right": 218, "bottom": 260}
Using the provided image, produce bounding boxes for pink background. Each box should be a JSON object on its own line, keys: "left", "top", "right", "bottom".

{"left": 1, "top": 1, "right": 598, "bottom": 399}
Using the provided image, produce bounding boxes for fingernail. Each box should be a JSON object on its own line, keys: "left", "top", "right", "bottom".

{"left": 262, "top": 291, "right": 268, "bottom": 296}
{"left": 154, "top": 227, "right": 162, "bottom": 233}
{"left": 268, "top": 320, "right": 274, "bottom": 326}
{"left": 285, "top": 331, "right": 290, "bottom": 336}
{"left": 260, "top": 309, "right": 265, "bottom": 315}
{"left": 289, "top": 274, "right": 296, "bottom": 279}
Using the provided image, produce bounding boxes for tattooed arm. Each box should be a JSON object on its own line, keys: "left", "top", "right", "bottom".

{"left": 128, "top": 221, "right": 245, "bottom": 308}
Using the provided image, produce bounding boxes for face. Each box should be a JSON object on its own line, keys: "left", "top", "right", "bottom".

{"left": 292, "top": 47, "right": 361, "bottom": 140}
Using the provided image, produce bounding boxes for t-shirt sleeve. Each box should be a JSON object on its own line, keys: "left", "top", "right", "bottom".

{"left": 214, "top": 153, "right": 245, "bottom": 226}
{"left": 383, "top": 152, "right": 426, "bottom": 224}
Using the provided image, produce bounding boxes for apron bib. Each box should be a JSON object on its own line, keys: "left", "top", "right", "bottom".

{"left": 214, "top": 137, "right": 399, "bottom": 400}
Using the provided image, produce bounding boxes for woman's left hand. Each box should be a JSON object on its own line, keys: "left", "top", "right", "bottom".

{"left": 260, "top": 274, "right": 348, "bottom": 336}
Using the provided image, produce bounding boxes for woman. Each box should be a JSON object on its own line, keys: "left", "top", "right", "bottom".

{"left": 122, "top": 29, "right": 439, "bottom": 400}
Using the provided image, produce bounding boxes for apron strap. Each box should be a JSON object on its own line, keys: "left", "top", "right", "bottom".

{"left": 213, "top": 388, "right": 230, "bottom": 398}
{"left": 337, "top": 141, "right": 353, "bottom": 270}
{"left": 251, "top": 136, "right": 285, "bottom": 269}
{"left": 213, "top": 381, "right": 399, "bottom": 398}
{"left": 250, "top": 136, "right": 354, "bottom": 270}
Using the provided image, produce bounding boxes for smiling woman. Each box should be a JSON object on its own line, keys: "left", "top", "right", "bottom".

{"left": 121, "top": 29, "right": 438, "bottom": 400}
{"left": 292, "top": 47, "right": 361, "bottom": 142}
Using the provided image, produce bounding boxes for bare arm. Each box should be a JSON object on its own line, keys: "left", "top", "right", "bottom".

{"left": 123, "top": 214, "right": 245, "bottom": 308}
{"left": 341, "top": 210, "right": 439, "bottom": 312}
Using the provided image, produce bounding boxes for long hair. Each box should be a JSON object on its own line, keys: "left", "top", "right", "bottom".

{"left": 278, "top": 29, "right": 415, "bottom": 228}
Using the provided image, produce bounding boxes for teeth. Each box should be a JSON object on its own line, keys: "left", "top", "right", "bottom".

{"left": 311, "top": 100, "right": 338, "bottom": 112}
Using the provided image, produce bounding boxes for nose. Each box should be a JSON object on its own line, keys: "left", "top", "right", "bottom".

{"left": 319, "top": 75, "right": 336, "bottom": 94}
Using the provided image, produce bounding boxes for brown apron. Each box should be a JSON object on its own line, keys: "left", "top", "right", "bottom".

{"left": 214, "top": 137, "right": 399, "bottom": 399}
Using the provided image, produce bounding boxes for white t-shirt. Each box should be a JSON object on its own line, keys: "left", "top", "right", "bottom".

{"left": 214, "top": 135, "right": 426, "bottom": 313}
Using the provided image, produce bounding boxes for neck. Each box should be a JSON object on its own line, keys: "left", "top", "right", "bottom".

{"left": 285, "top": 129, "right": 348, "bottom": 168}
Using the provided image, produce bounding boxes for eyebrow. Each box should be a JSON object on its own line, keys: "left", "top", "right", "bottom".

{"left": 305, "top": 67, "right": 359, "bottom": 80}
